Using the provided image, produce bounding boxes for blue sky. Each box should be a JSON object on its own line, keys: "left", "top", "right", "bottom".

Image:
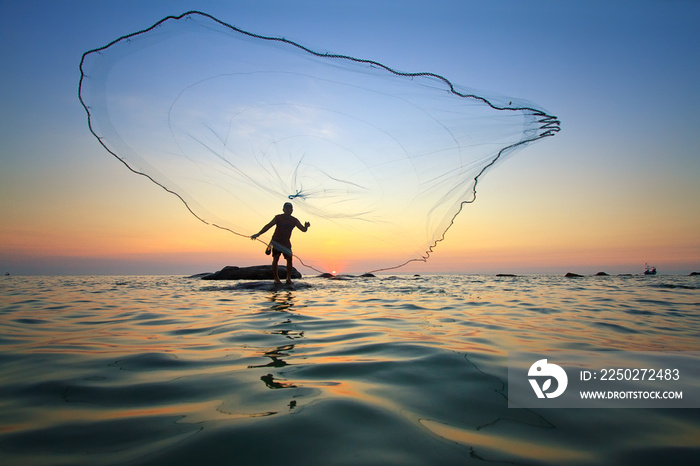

{"left": 1, "top": 0, "right": 698, "bottom": 275}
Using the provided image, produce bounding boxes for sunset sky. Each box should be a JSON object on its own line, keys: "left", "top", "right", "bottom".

{"left": 1, "top": 0, "right": 699, "bottom": 275}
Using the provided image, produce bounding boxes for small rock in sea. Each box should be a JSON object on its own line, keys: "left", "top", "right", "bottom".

{"left": 595, "top": 272, "right": 609, "bottom": 276}
{"left": 496, "top": 274, "right": 517, "bottom": 277}
{"left": 565, "top": 272, "right": 584, "bottom": 278}
{"left": 690, "top": 272, "right": 699, "bottom": 276}
{"left": 318, "top": 273, "right": 360, "bottom": 280}
{"left": 360, "top": 273, "right": 376, "bottom": 278}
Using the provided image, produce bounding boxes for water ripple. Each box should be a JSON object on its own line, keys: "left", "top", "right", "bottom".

{"left": 0, "top": 274, "right": 697, "bottom": 464}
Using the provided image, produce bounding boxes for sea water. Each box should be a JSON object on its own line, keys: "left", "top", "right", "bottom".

{"left": 0, "top": 273, "right": 698, "bottom": 465}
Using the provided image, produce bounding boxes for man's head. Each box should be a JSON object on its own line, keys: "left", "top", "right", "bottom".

{"left": 283, "top": 202, "right": 293, "bottom": 214}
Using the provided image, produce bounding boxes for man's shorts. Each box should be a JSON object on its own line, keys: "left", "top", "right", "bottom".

{"left": 270, "top": 241, "right": 292, "bottom": 260}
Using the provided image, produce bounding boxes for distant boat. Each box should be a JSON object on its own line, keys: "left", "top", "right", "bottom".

{"left": 644, "top": 263, "right": 657, "bottom": 275}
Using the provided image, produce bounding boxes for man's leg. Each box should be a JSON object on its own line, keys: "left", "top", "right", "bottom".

{"left": 285, "top": 256, "right": 293, "bottom": 284}
{"left": 272, "top": 255, "right": 282, "bottom": 284}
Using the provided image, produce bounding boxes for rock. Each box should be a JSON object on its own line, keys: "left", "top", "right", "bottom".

{"left": 496, "top": 274, "right": 517, "bottom": 277}
{"left": 690, "top": 272, "right": 699, "bottom": 276}
{"left": 565, "top": 272, "right": 583, "bottom": 278}
{"left": 595, "top": 272, "right": 609, "bottom": 276}
{"left": 317, "top": 272, "right": 377, "bottom": 279}
{"left": 201, "top": 265, "right": 301, "bottom": 280}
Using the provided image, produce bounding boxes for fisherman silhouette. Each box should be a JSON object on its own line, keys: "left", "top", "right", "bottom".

{"left": 251, "top": 202, "right": 310, "bottom": 284}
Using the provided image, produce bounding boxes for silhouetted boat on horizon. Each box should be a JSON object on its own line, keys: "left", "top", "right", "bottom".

{"left": 644, "top": 263, "right": 657, "bottom": 275}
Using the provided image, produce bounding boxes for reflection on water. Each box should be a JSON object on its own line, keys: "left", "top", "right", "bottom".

{"left": 248, "top": 345, "right": 295, "bottom": 370}
{"left": 0, "top": 274, "right": 698, "bottom": 465}
{"left": 260, "top": 373, "right": 297, "bottom": 390}
{"left": 268, "top": 290, "right": 296, "bottom": 312}
{"left": 251, "top": 291, "right": 299, "bottom": 391}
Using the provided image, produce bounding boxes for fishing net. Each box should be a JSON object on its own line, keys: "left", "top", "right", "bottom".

{"left": 79, "top": 11, "right": 559, "bottom": 273}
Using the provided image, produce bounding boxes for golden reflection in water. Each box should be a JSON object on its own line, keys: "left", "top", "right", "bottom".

{"left": 247, "top": 344, "right": 295, "bottom": 369}
{"left": 241, "top": 289, "right": 414, "bottom": 412}
{"left": 267, "top": 290, "right": 296, "bottom": 312}
{"left": 420, "top": 419, "right": 595, "bottom": 463}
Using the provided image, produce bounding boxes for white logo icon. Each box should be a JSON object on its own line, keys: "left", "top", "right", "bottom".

{"left": 528, "top": 359, "right": 568, "bottom": 398}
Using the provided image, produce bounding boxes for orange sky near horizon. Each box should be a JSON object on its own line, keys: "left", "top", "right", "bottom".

{"left": 3, "top": 146, "right": 697, "bottom": 275}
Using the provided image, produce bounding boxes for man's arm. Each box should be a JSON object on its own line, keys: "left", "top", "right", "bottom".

{"left": 251, "top": 218, "right": 276, "bottom": 240}
{"left": 294, "top": 218, "right": 310, "bottom": 233}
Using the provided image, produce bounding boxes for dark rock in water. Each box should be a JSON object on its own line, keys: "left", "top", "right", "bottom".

{"left": 318, "top": 273, "right": 335, "bottom": 278}
{"left": 595, "top": 272, "right": 609, "bottom": 276}
{"left": 201, "top": 265, "right": 301, "bottom": 280}
{"left": 565, "top": 272, "right": 583, "bottom": 278}
{"left": 360, "top": 273, "right": 376, "bottom": 278}
{"left": 496, "top": 274, "right": 517, "bottom": 277}
{"left": 690, "top": 272, "right": 700, "bottom": 276}
{"left": 188, "top": 272, "right": 213, "bottom": 279}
